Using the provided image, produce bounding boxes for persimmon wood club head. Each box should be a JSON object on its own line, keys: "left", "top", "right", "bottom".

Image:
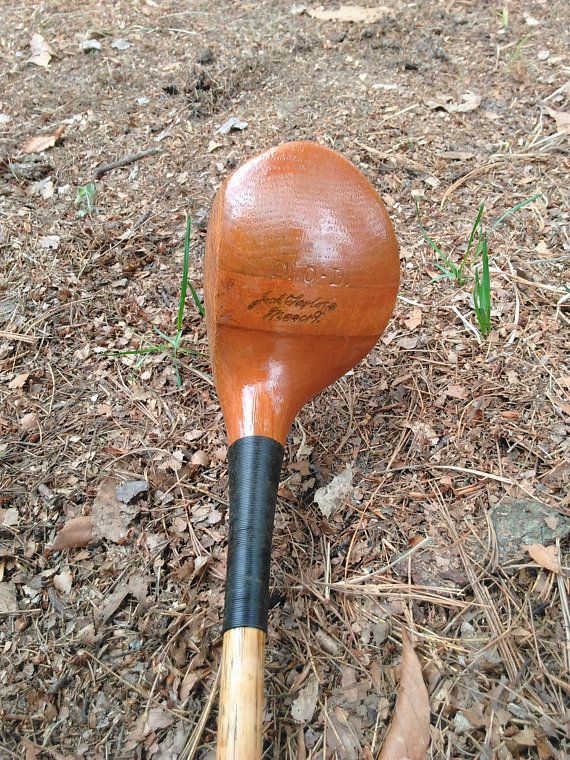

{"left": 204, "top": 140, "right": 399, "bottom": 760}
{"left": 205, "top": 140, "right": 400, "bottom": 445}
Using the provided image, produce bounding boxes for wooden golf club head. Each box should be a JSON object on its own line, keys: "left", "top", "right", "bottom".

{"left": 205, "top": 141, "right": 399, "bottom": 760}
{"left": 205, "top": 140, "right": 399, "bottom": 446}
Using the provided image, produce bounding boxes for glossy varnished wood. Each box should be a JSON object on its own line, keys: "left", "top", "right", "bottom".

{"left": 206, "top": 141, "right": 400, "bottom": 758}
{"left": 217, "top": 628, "right": 265, "bottom": 760}
{"left": 205, "top": 140, "right": 399, "bottom": 445}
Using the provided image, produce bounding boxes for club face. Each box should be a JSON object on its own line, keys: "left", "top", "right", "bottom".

{"left": 205, "top": 141, "right": 400, "bottom": 444}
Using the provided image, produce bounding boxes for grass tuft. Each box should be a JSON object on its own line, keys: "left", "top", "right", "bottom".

{"left": 110, "top": 217, "right": 204, "bottom": 386}
{"left": 417, "top": 193, "right": 543, "bottom": 338}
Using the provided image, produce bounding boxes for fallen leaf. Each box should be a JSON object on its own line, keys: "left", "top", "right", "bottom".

{"left": 21, "top": 738, "right": 40, "bottom": 760}
{"left": 180, "top": 672, "right": 199, "bottom": 701}
{"left": 92, "top": 477, "right": 130, "bottom": 542}
{"left": 8, "top": 373, "right": 29, "bottom": 389}
{"left": 216, "top": 116, "right": 248, "bottom": 134}
{"left": 307, "top": 5, "right": 394, "bottom": 22}
{"left": 51, "top": 515, "right": 94, "bottom": 551}
{"left": 53, "top": 568, "right": 73, "bottom": 594}
{"left": 291, "top": 674, "right": 319, "bottom": 723}
{"left": 0, "top": 113, "right": 12, "bottom": 124}
{"left": 397, "top": 336, "right": 418, "bottom": 349}
{"left": 20, "top": 412, "right": 38, "bottom": 431}
{"left": 22, "top": 125, "right": 65, "bottom": 154}
{"left": 545, "top": 107, "right": 570, "bottom": 135}
{"left": 425, "top": 92, "right": 481, "bottom": 113}
{"left": 191, "top": 450, "right": 209, "bottom": 466}
{"left": 128, "top": 705, "right": 175, "bottom": 743}
{"left": 0, "top": 508, "right": 19, "bottom": 527}
{"left": 0, "top": 582, "right": 18, "bottom": 613}
{"left": 378, "top": 629, "right": 430, "bottom": 760}
{"left": 39, "top": 235, "right": 61, "bottom": 250}
{"left": 524, "top": 543, "right": 560, "bottom": 574}
{"left": 27, "top": 33, "right": 53, "bottom": 67}
{"left": 314, "top": 466, "right": 352, "bottom": 518}
{"left": 404, "top": 308, "right": 422, "bottom": 331}
{"left": 446, "top": 384, "right": 468, "bottom": 400}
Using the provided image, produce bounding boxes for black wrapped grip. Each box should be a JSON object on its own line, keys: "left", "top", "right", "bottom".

{"left": 223, "top": 435, "right": 284, "bottom": 633}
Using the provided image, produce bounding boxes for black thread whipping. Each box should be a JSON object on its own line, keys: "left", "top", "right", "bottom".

{"left": 223, "top": 436, "right": 284, "bottom": 633}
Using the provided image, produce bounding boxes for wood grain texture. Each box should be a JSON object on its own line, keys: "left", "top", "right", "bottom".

{"left": 205, "top": 140, "right": 400, "bottom": 445}
{"left": 217, "top": 628, "right": 265, "bottom": 760}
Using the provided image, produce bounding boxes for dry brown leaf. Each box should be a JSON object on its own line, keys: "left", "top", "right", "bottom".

{"left": 27, "top": 33, "right": 53, "bottom": 67}
{"left": 191, "top": 450, "right": 209, "bottom": 466}
{"left": 545, "top": 107, "right": 570, "bottom": 135}
{"left": 425, "top": 92, "right": 481, "bottom": 113}
{"left": 21, "top": 738, "right": 40, "bottom": 760}
{"left": 314, "top": 466, "right": 352, "bottom": 518}
{"left": 446, "top": 384, "right": 468, "bottom": 400}
{"left": 291, "top": 674, "right": 319, "bottom": 723}
{"left": 128, "top": 706, "right": 175, "bottom": 743}
{"left": 307, "top": 5, "right": 394, "bottom": 22}
{"left": 0, "top": 582, "right": 18, "bottom": 613}
{"left": 378, "top": 628, "right": 430, "bottom": 760}
{"left": 51, "top": 515, "right": 94, "bottom": 551}
{"left": 8, "top": 372, "right": 29, "bottom": 389}
{"left": 524, "top": 543, "right": 560, "bottom": 573}
{"left": 21, "top": 125, "right": 64, "bottom": 154}
{"left": 0, "top": 507, "right": 19, "bottom": 527}
{"left": 404, "top": 308, "right": 422, "bottom": 331}
{"left": 19, "top": 411, "right": 38, "bottom": 431}
{"left": 53, "top": 568, "right": 73, "bottom": 594}
{"left": 92, "top": 477, "right": 130, "bottom": 543}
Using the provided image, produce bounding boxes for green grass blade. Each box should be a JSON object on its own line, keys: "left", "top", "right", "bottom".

{"left": 473, "top": 237, "right": 492, "bottom": 337}
{"left": 458, "top": 203, "right": 485, "bottom": 276}
{"left": 489, "top": 193, "right": 543, "bottom": 236}
{"left": 178, "top": 217, "right": 191, "bottom": 332}
{"left": 180, "top": 217, "right": 205, "bottom": 321}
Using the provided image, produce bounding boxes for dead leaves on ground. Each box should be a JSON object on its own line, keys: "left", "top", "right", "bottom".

{"left": 50, "top": 477, "right": 146, "bottom": 551}
{"left": 50, "top": 515, "right": 94, "bottom": 551}
{"left": 304, "top": 5, "right": 395, "bottom": 23}
{"left": 290, "top": 629, "right": 430, "bottom": 759}
{"left": 27, "top": 33, "right": 53, "bottom": 68}
{"left": 524, "top": 542, "right": 561, "bottom": 574}
{"left": 21, "top": 125, "right": 65, "bottom": 154}
{"left": 378, "top": 629, "right": 431, "bottom": 760}
{"left": 425, "top": 92, "right": 481, "bottom": 114}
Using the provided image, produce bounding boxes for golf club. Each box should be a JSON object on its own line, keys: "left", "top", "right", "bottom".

{"left": 204, "top": 140, "right": 400, "bottom": 758}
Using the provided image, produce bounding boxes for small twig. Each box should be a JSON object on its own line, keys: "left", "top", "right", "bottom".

{"left": 180, "top": 666, "right": 221, "bottom": 760}
{"left": 93, "top": 147, "right": 160, "bottom": 179}
{"left": 0, "top": 330, "right": 37, "bottom": 344}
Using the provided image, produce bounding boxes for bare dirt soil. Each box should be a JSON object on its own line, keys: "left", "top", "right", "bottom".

{"left": 1, "top": 1, "right": 569, "bottom": 758}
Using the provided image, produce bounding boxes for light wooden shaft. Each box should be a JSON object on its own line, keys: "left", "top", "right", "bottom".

{"left": 217, "top": 628, "right": 265, "bottom": 760}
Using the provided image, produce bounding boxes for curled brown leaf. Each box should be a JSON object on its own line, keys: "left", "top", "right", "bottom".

{"left": 378, "top": 628, "right": 430, "bottom": 760}
{"left": 51, "top": 515, "right": 94, "bottom": 551}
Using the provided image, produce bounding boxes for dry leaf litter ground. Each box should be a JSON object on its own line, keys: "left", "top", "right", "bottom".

{"left": 1, "top": 1, "right": 569, "bottom": 758}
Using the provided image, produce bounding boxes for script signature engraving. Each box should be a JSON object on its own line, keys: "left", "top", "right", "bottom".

{"left": 247, "top": 292, "right": 337, "bottom": 324}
